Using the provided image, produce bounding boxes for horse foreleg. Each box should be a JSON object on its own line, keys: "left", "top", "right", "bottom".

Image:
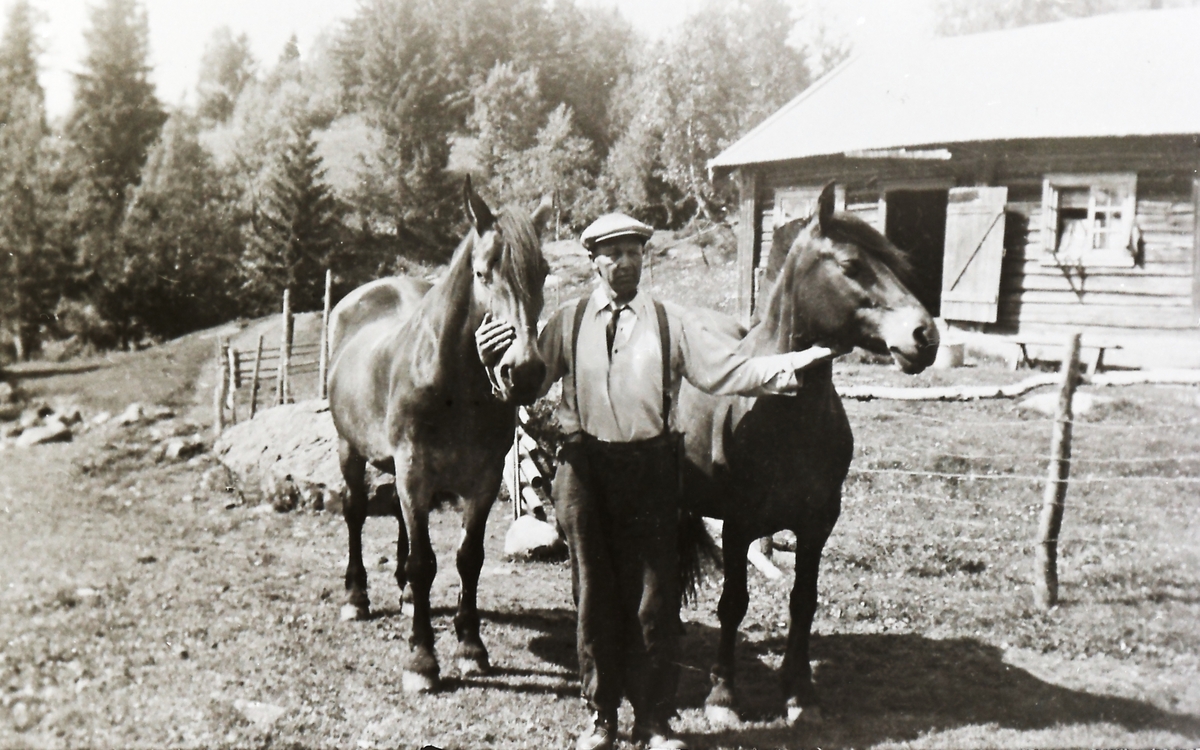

{"left": 780, "top": 526, "right": 833, "bottom": 725}
{"left": 452, "top": 491, "right": 495, "bottom": 675}
{"left": 339, "top": 440, "right": 371, "bottom": 622}
{"left": 397, "top": 465, "right": 439, "bottom": 693}
{"left": 706, "top": 525, "right": 751, "bottom": 726}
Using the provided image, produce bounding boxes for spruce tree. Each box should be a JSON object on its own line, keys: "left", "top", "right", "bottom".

{"left": 246, "top": 120, "right": 345, "bottom": 312}
{"left": 67, "top": 0, "right": 167, "bottom": 233}
{"left": 0, "top": 0, "right": 51, "bottom": 360}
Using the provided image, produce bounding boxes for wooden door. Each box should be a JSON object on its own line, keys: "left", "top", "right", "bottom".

{"left": 940, "top": 187, "right": 1008, "bottom": 323}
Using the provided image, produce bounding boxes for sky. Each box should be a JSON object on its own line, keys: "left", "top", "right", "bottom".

{"left": 29, "top": 0, "right": 934, "bottom": 120}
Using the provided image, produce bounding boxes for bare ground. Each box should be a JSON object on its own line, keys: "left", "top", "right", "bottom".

{"left": 2, "top": 242, "right": 1199, "bottom": 748}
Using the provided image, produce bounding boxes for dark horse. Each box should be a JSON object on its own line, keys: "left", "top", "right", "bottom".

{"left": 328, "top": 179, "right": 551, "bottom": 693}
{"left": 677, "top": 183, "right": 939, "bottom": 724}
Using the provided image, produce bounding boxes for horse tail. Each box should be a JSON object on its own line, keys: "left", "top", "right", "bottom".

{"left": 678, "top": 509, "right": 721, "bottom": 605}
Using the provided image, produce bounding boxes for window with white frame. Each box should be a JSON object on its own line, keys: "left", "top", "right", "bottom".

{"left": 1041, "top": 173, "right": 1138, "bottom": 267}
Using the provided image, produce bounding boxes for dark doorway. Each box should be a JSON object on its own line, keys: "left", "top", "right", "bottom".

{"left": 885, "top": 189, "right": 948, "bottom": 316}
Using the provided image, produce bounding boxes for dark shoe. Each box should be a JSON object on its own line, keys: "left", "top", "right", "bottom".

{"left": 575, "top": 712, "right": 616, "bottom": 750}
{"left": 632, "top": 724, "right": 689, "bottom": 750}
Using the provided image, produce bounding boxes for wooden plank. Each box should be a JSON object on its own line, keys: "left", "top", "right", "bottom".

{"left": 996, "top": 302, "right": 1199, "bottom": 329}
{"left": 736, "top": 169, "right": 760, "bottom": 326}
{"left": 941, "top": 187, "right": 1008, "bottom": 323}
{"left": 1194, "top": 174, "right": 1200, "bottom": 325}
{"left": 1003, "top": 257, "right": 1192, "bottom": 277}
{"left": 999, "top": 273, "right": 1193, "bottom": 296}
{"left": 998, "top": 290, "right": 1192, "bottom": 307}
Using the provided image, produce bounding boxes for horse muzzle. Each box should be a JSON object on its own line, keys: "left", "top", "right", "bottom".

{"left": 492, "top": 357, "right": 546, "bottom": 405}
{"left": 880, "top": 308, "right": 940, "bottom": 374}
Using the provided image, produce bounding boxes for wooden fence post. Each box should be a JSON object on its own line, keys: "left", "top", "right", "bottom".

{"left": 1034, "top": 331, "right": 1082, "bottom": 609}
{"left": 277, "top": 288, "right": 291, "bottom": 405}
{"left": 249, "top": 335, "right": 264, "bottom": 419}
{"left": 319, "top": 269, "right": 332, "bottom": 400}
{"left": 213, "top": 338, "right": 228, "bottom": 438}
{"left": 227, "top": 346, "right": 240, "bottom": 424}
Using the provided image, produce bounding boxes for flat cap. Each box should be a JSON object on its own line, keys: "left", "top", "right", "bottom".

{"left": 579, "top": 213, "right": 653, "bottom": 251}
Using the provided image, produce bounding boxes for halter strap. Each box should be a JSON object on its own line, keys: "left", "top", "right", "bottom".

{"left": 570, "top": 296, "right": 673, "bottom": 436}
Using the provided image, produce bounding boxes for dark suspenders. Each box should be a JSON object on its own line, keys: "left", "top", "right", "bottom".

{"left": 570, "top": 297, "right": 673, "bottom": 435}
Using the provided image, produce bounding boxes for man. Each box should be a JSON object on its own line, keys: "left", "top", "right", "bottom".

{"left": 477, "top": 213, "right": 839, "bottom": 750}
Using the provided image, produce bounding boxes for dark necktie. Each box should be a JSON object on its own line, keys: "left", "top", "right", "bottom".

{"left": 606, "top": 305, "right": 626, "bottom": 359}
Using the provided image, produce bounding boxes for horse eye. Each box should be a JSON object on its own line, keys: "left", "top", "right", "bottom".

{"left": 840, "top": 259, "right": 861, "bottom": 276}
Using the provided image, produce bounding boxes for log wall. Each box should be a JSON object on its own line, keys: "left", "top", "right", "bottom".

{"left": 743, "top": 136, "right": 1200, "bottom": 335}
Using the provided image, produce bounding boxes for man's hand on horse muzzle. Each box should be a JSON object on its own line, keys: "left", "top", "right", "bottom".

{"left": 475, "top": 314, "right": 516, "bottom": 367}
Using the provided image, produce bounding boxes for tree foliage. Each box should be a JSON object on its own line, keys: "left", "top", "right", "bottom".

{"left": 0, "top": 0, "right": 54, "bottom": 359}
{"left": 196, "top": 26, "right": 256, "bottom": 123}
{"left": 933, "top": 0, "right": 1199, "bottom": 35}
{"left": 244, "top": 119, "right": 346, "bottom": 313}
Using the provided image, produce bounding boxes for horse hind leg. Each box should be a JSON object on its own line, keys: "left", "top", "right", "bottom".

{"left": 452, "top": 490, "right": 495, "bottom": 676}
{"left": 706, "top": 526, "right": 751, "bottom": 727}
{"left": 339, "top": 440, "right": 371, "bottom": 622}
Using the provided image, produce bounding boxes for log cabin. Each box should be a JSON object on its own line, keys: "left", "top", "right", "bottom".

{"left": 709, "top": 8, "right": 1200, "bottom": 369}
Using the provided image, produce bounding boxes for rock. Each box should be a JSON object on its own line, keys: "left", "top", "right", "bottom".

{"left": 2, "top": 422, "right": 22, "bottom": 439}
{"left": 16, "top": 419, "right": 72, "bottom": 447}
{"left": 503, "top": 515, "right": 566, "bottom": 560}
{"left": 233, "top": 699, "right": 286, "bottom": 730}
{"left": 0, "top": 402, "right": 21, "bottom": 421}
{"left": 18, "top": 409, "right": 43, "bottom": 429}
{"left": 145, "top": 405, "right": 176, "bottom": 422}
{"left": 91, "top": 411, "right": 112, "bottom": 425}
{"left": 0, "top": 381, "right": 14, "bottom": 403}
{"left": 115, "top": 403, "right": 144, "bottom": 425}
{"left": 165, "top": 437, "right": 206, "bottom": 461}
{"left": 214, "top": 399, "right": 378, "bottom": 514}
{"left": 1019, "top": 391, "right": 1113, "bottom": 418}
{"left": 56, "top": 406, "right": 84, "bottom": 426}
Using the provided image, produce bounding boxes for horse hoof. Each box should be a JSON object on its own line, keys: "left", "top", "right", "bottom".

{"left": 705, "top": 704, "right": 740, "bottom": 727}
{"left": 401, "top": 602, "right": 414, "bottom": 618}
{"left": 456, "top": 657, "right": 489, "bottom": 676}
{"left": 401, "top": 670, "right": 438, "bottom": 694}
{"left": 786, "top": 703, "right": 823, "bottom": 725}
{"left": 340, "top": 603, "right": 369, "bottom": 622}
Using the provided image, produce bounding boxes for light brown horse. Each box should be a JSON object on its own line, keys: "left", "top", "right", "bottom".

{"left": 677, "top": 183, "right": 939, "bottom": 725}
{"left": 328, "top": 179, "right": 551, "bottom": 693}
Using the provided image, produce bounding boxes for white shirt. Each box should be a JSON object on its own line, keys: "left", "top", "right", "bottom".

{"left": 537, "top": 288, "right": 816, "bottom": 443}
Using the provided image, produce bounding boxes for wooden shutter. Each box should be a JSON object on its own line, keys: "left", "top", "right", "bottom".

{"left": 940, "top": 186, "right": 1008, "bottom": 323}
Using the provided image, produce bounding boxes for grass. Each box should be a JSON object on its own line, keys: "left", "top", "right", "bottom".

{"left": 1, "top": 231, "right": 1198, "bottom": 748}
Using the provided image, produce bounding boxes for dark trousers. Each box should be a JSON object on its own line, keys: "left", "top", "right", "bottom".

{"left": 554, "top": 432, "right": 682, "bottom": 729}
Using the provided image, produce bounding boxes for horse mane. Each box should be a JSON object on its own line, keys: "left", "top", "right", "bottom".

{"left": 494, "top": 206, "right": 549, "bottom": 302}
{"left": 406, "top": 203, "right": 547, "bottom": 391}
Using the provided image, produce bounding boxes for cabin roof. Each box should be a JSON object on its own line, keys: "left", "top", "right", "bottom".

{"left": 709, "top": 8, "right": 1200, "bottom": 170}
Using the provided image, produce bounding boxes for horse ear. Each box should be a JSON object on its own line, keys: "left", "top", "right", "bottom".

{"left": 530, "top": 194, "right": 554, "bottom": 235}
{"left": 464, "top": 175, "right": 495, "bottom": 234}
{"left": 816, "top": 181, "right": 837, "bottom": 234}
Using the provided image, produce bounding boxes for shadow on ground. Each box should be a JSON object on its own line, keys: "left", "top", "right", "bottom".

{"left": 485, "top": 608, "right": 1200, "bottom": 748}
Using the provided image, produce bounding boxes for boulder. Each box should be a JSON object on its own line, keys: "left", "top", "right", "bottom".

{"left": 115, "top": 403, "right": 144, "bottom": 425}
{"left": 16, "top": 419, "right": 72, "bottom": 447}
{"left": 55, "top": 406, "right": 84, "bottom": 426}
{"left": 233, "top": 700, "right": 286, "bottom": 730}
{"left": 214, "top": 399, "right": 388, "bottom": 513}
{"left": 164, "top": 437, "right": 206, "bottom": 461}
{"left": 503, "top": 514, "right": 567, "bottom": 560}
